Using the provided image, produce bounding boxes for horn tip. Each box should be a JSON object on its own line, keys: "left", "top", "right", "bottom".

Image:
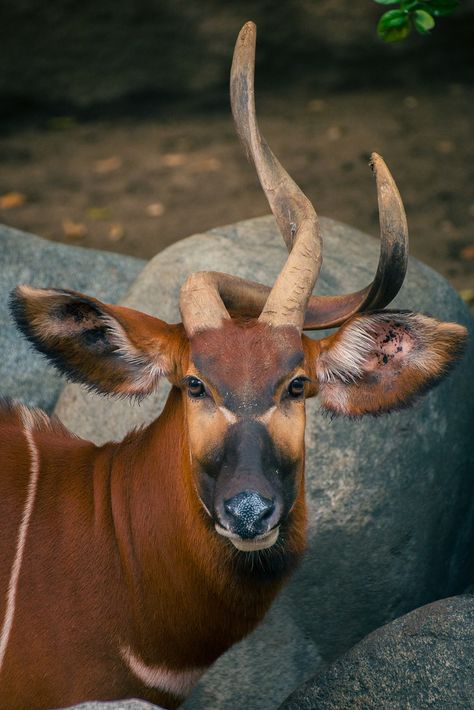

{"left": 238, "top": 21, "right": 257, "bottom": 43}
{"left": 369, "top": 152, "right": 384, "bottom": 174}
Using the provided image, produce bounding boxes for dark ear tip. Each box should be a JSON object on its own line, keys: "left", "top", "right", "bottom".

{"left": 9, "top": 286, "right": 40, "bottom": 345}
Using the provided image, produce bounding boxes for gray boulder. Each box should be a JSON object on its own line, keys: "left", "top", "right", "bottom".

{"left": 0, "top": 224, "right": 145, "bottom": 411}
{"left": 64, "top": 703, "right": 161, "bottom": 710}
{"left": 51, "top": 216, "right": 474, "bottom": 710}
{"left": 280, "top": 594, "right": 474, "bottom": 710}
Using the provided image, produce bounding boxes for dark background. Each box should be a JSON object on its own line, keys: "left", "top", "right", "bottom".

{"left": 0, "top": 1, "right": 473, "bottom": 299}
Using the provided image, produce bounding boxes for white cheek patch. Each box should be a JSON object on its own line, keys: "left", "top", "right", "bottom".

{"left": 219, "top": 406, "right": 238, "bottom": 424}
{"left": 255, "top": 406, "right": 277, "bottom": 426}
{"left": 120, "top": 646, "right": 207, "bottom": 699}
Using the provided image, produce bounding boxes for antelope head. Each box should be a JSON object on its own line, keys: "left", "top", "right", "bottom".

{"left": 10, "top": 23, "right": 466, "bottom": 578}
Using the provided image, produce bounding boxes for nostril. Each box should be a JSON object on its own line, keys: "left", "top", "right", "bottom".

{"left": 223, "top": 491, "right": 275, "bottom": 538}
{"left": 260, "top": 505, "right": 274, "bottom": 522}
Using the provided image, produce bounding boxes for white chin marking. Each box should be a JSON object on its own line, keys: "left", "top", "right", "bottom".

{"left": 215, "top": 525, "right": 280, "bottom": 551}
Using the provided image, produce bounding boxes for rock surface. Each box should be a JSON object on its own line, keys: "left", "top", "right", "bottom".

{"left": 0, "top": 224, "right": 145, "bottom": 411}
{"left": 65, "top": 703, "right": 161, "bottom": 710}
{"left": 52, "top": 215, "right": 474, "bottom": 710}
{"left": 280, "top": 594, "right": 474, "bottom": 710}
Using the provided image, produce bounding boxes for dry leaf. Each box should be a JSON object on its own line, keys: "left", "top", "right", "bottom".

{"left": 0, "top": 192, "right": 26, "bottom": 209}
{"left": 108, "top": 223, "right": 125, "bottom": 242}
{"left": 459, "top": 289, "right": 474, "bottom": 306}
{"left": 93, "top": 156, "right": 122, "bottom": 174}
{"left": 193, "top": 157, "right": 221, "bottom": 172}
{"left": 460, "top": 244, "right": 474, "bottom": 261}
{"left": 146, "top": 202, "right": 165, "bottom": 218}
{"left": 436, "top": 141, "right": 455, "bottom": 155}
{"left": 162, "top": 153, "right": 187, "bottom": 167}
{"left": 62, "top": 219, "right": 87, "bottom": 239}
{"left": 307, "top": 99, "right": 326, "bottom": 113}
{"left": 327, "top": 125, "right": 342, "bottom": 141}
{"left": 87, "top": 207, "right": 111, "bottom": 220}
{"left": 403, "top": 96, "right": 418, "bottom": 109}
{"left": 48, "top": 116, "right": 76, "bottom": 130}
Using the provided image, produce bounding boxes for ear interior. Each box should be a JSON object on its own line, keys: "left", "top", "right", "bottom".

{"left": 315, "top": 311, "right": 467, "bottom": 416}
{"left": 10, "top": 286, "right": 185, "bottom": 397}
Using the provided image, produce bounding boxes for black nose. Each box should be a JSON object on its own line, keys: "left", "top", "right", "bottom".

{"left": 224, "top": 491, "right": 275, "bottom": 539}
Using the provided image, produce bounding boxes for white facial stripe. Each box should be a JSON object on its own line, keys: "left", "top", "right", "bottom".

{"left": 0, "top": 409, "right": 41, "bottom": 672}
{"left": 121, "top": 646, "right": 206, "bottom": 698}
{"left": 255, "top": 405, "right": 277, "bottom": 426}
{"left": 219, "top": 406, "right": 238, "bottom": 424}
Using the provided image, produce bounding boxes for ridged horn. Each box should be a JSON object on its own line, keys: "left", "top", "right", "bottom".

{"left": 231, "top": 21, "right": 322, "bottom": 330}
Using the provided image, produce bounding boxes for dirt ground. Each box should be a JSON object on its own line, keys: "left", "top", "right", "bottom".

{"left": 0, "top": 84, "right": 472, "bottom": 303}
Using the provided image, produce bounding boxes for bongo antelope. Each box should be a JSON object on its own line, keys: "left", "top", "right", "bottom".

{"left": 0, "top": 22, "right": 466, "bottom": 710}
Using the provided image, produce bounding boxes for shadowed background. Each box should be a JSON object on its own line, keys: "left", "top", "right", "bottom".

{"left": 0, "top": 0, "right": 473, "bottom": 296}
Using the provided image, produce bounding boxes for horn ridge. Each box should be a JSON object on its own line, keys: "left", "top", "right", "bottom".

{"left": 178, "top": 23, "right": 409, "bottom": 335}
{"left": 231, "top": 21, "right": 322, "bottom": 330}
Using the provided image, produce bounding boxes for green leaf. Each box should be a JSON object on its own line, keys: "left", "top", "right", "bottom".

{"left": 425, "top": 0, "right": 459, "bottom": 16}
{"left": 373, "top": 0, "right": 399, "bottom": 4}
{"left": 401, "top": 0, "right": 419, "bottom": 9}
{"left": 378, "top": 12, "right": 412, "bottom": 41}
{"left": 377, "top": 18, "right": 411, "bottom": 42}
{"left": 413, "top": 8, "right": 436, "bottom": 33}
{"left": 378, "top": 9, "right": 410, "bottom": 28}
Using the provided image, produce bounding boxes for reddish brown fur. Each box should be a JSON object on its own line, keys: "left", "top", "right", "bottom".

{"left": 0, "top": 388, "right": 306, "bottom": 709}
{"left": 0, "top": 289, "right": 466, "bottom": 709}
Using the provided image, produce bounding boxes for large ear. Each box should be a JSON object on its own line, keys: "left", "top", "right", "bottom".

{"left": 10, "top": 286, "right": 187, "bottom": 397}
{"left": 310, "top": 310, "right": 467, "bottom": 416}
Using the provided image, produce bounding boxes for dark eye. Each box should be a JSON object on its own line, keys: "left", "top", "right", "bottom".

{"left": 288, "top": 377, "right": 307, "bottom": 398}
{"left": 187, "top": 377, "right": 207, "bottom": 398}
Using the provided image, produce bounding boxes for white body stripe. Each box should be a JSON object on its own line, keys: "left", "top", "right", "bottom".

{"left": 0, "top": 409, "right": 40, "bottom": 672}
{"left": 121, "top": 646, "right": 206, "bottom": 698}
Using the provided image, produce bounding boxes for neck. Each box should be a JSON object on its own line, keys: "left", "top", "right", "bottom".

{"left": 107, "top": 387, "right": 306, "bottom": 671}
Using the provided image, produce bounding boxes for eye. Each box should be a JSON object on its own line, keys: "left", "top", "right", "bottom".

{"left": 287, "top": 377, "right": 307, "bottom": 399}
{"left": 186, "top": 377, "right": 207, "bottom": 399}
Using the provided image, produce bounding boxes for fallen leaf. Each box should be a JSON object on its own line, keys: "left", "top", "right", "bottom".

{"left": 62, "top": 219, "right": 87, "bottom": 238}
{"left": 0, "top": 192, "right": 26, "bottom": 209}
{"left": 193, "top": 157, "right": 222, "bottom": 172}
{"left": 93, "top": 156, "right": 123, "bottom": 174}
{"left": 108, "top": 223, "right": 125, "bottom": 242}
{"left": 146, "top": 202, "right": 165, "bottom": 218}
{"left": 460, "top": 244, "right": 474, "bottom": 261}
{"left": 403, "top": 96, "right": 418, "bottom": 109}
{"left": 162, "top": 153, "right": 187, "bottom": 167}
{"left": 48, "top": 116, "right": 76, "bottom": 130}
{"left": 436, "top": 140, "right": 455, "bottom": 155}
{"left": 459, "top": 289, "right": 474, "bottom": 306}
{"left": 87, "top": 207, "right": 111, "bottom": 220}
{"left": 326, "top": 125, "right": 343, "bottom": 141}
{"left": 307, "top": 99, "right": 326, "bottom": 113}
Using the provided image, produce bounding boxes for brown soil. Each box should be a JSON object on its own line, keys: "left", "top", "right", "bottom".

{"left": 0, "top": 85, "right": 472, "bottom": 301}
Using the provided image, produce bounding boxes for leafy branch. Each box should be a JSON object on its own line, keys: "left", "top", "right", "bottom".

{"left": 375, "top": 0, "right": 460, "bottom": 42}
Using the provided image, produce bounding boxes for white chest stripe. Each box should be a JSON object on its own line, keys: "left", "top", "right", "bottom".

{"left": 0, "top": 411, "right": 40, "bottom": 672}
{"left": 121, "top": 646, "right": 207, "bottom": 698}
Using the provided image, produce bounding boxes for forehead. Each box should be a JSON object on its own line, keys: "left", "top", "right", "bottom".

{"left": 189, "top": 320, "right": 303, "bottom": 408}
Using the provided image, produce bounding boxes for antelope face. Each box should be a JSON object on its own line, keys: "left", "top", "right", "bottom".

{"left": 183, "top": 321, "right": 311, "bottom": 553}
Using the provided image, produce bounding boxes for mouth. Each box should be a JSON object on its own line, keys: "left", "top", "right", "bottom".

{"left": 215, "top": 524, "right": 280, "bottom": 551}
